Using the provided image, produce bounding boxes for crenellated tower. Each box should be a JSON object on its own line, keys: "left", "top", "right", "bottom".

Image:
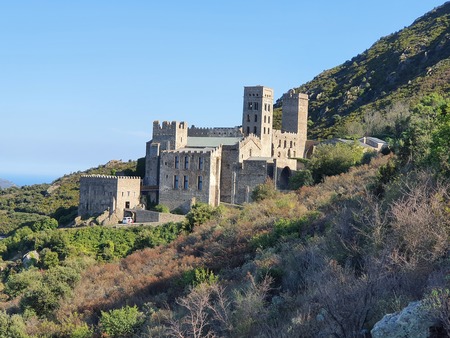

{"left": 242, "top": 86, "right": 273, "bottom": 157}
{"left": 281, "top": 90, "right": 309, "bottom": 157}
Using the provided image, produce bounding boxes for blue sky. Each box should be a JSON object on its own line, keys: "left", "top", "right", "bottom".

{"left": 0, "top": 1, "right": 445, "bottom": 185}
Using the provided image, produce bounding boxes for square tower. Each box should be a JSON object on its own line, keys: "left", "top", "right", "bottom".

{"left": 242, "top": 86, "right": 273, "bottom": 157}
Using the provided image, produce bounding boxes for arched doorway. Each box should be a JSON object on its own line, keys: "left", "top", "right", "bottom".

{"left": 279, "top": 166, "right": 291, "bottom": 190}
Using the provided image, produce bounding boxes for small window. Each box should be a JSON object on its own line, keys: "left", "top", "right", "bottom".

{"left": 248, "top": 102, "right": 253, "bottom": 110}
{"left": 264, "top": 115, "right": 266, "bottom": 123}
{"left": 268, "top": 105, "right": 271, "bottom": 112}
{"left": 264, "top": 103, "right": 267, "bottom": 111}
{"left": 197, "top": 176, "right": 203, "bottom": 190}
{"left": 247, "top": 126, "right": 250, "bottom": 135}
{"left": 247, "top": 114, "right": 250, "bottom": 122}
{"left": 184, "top": 156, "right": 189, "bottom": 169}
{"left": 198, "top": 157, "right": 204, "bottom": 170}
{"left": 175, "top": 156, "right": 179, "bottom": 169}
{"left": 264, "top": 127, "right": 266, "bottom": 134}
{"left": 174, "top": 175, "right": 179, "bottom": 189}
{"left": 184, "top": 175, "right": 189, "bottom": 190}
{"left": 268, "top": 116, "right": 271, "bottom": 123}
{"left": 254, "top": 114, "right": 257, "bottom": 122}
{"left": 284, "top": 140, "right": 287, "bottom": 148}
{"left": 254, "top": 126, "right": 257, "bottom": 134}
{"left": 290, "top": 141, "right": 293, "bottom": 148}
{"left": 254, "top": 102, "right": 259, "bottom": 110}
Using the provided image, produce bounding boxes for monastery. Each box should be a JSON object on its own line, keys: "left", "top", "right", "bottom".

{"left": 78, "top": 85, "right": 309, "bottom": 221}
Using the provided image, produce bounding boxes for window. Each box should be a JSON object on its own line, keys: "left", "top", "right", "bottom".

{"left": 198, "top": 157, "right": 204, "bottom": 170}
{"left": 268, "top": 105, "right": 271, "bottom": 112}
{"left": 284, "top": 140, "right": 287, "bottom": 148}
{"left": 290, "top": 141, "right": 293, "bottom": 148}
{"left": 184, "top": 156, "right": 189, "bottom": 169}
{"left": 264, "top": 115, "right": 266, "bottom": 123}
{"left": 264, "top": 103, "right": 267, "bottom": 111}
{"left": 254, "top": 102, "right": 259, "bottom": 110}
{"left": 254, "top": 126, "right": 257, "bottom": 134}
{"left": 254, "top": 114, "right": 257, "bottom": 122}
{"left": 175, "top": 156, "right": 179, "bottom": 169}
{"left": 268, "top": 116, "right": 271, "bottom": 123}
{"left": 248, "top": 102, "right": 253, "bottom": 110}
{"left": 247, "top": 114, "right": 250, "bottom": 122}
{"left": 247, "top": 126, "right": 250, "bottom": 135}
{"left": 184, "top": 175, "right": 189, "bottom": 190}
{"left": 264, "top": 127, "right": 266, "bottom": 134}
{"left": 174, "top": 175, "right": 179, "bottom": 189}
{"left": 197, "top": 176, "right": 203, "bottom": 190}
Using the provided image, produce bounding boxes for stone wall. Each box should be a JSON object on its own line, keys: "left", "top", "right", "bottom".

{"left": 78, "top": 175, "right": 141, "bottom": 220}
{"left": 272, "top": 130, "right": 301, "bottom": 159}
{"left": 235, "top": 159, "right": 270, "bottom": 204}
{"left": 158, "top": 147, "right": 222, "bottom": 213}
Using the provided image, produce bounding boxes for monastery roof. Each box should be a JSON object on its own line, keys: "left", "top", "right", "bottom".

{"left": 186, "top": 136, "right": 242, "bottom": 148}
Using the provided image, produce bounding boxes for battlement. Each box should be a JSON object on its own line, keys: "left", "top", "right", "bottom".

{"left": 80, "top": 175, "right": 141, "bottom": 180}
{"left": 188, "top": 125, "right": 243, "bottom": 137}
{"left": 153, "top": 120, "right": 188, "bottom": 136}
{"left": 272, "top": 129, "right": 298, "bottom": 138}
{"left": 283, "top": 89, "right": 309, "bottom": 101}
{"left": 164, "top": 146, "right": 222, "bottom": 156}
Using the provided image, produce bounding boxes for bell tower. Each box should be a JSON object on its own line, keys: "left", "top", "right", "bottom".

{"left": 242, "top": 86, "right": 273, "bottom": 157}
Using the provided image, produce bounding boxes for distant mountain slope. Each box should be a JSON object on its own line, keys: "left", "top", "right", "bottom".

{"left": 282, "top": 2, "right": 450, "bottom": 138}
{"left": 0, "top": 178, "right": 16, "bottom": 189}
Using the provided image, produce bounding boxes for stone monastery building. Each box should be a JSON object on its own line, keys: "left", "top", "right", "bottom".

{"left": 78, "top": 85, "right": 309, "bottom": 221}
{"left": 143, "top": 85, "right": 308, "bottom": 213}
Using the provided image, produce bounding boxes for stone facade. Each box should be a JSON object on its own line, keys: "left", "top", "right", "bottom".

{"left": 158, "top": 147, "right": 222, "bottom": 213}
{"left": 78, "top": 175, "right": 141, "bottom": 221}
{"left": 143, "top": 85, "right": 309, "bottom": 212}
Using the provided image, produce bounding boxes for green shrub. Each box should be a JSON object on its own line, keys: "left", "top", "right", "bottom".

{"left": 30, "top": 217, "right": 58, "bottom": 232}
{"left": 184, "top": 203, "right": 221, "bottom": 231}
{"left": 308, "top": 142, "right": 365, "bottom": 182}
{"left": 100, "top": 305, "right": 144, "bottom": 337}
{"left": 289, "top": 170, "right": 314, "bottom": 190}
{"left": 40, "top": 248, "right": 60, "bottom": 269}
{"left": 153, "top": 204, "right": 170, "bottom": 213}
{"left": 251, "top": 179, "right": 277, "bottom": 202}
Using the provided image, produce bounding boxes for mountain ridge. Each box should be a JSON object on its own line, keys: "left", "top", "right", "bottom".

{"left": 280, "top": 1, "right": 450, "bottom": 138}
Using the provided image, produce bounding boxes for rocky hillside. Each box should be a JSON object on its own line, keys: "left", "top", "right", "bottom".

{"left": 278, "top": 2, "right": 450, "bottom": 139}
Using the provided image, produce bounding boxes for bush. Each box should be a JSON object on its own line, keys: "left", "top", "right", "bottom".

{"left": 153, "top": 204, "right": 170, "bottom": 213}
{"left": 30, "top": 217, "right": 58, "bottom": 232}
{"left": 184, "top": 203, "right": 221, "bottom": 231}
{"left": 308, "top": 142, "right": 365, "bottom": 182}
{"left": 251, "top": 179, "right": 277, "bottom": 202}
{"left": 100, "top": 305, "right": 144, "bottom": 337}
{"left": 289, "top": 170, "right": 314, "bottom": 190}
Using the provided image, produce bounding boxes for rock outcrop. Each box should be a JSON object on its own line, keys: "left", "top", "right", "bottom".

{"left": 371, "top": 301, "right": 439, "bottom": 338}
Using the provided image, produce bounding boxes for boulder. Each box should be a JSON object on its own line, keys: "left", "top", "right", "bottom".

{"left": 371, "top": 301, "right": 438, "bottom": 338}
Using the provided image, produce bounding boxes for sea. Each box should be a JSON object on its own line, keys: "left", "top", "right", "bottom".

{"left": 1, "top": 174, "right": 59, "bottom": 187}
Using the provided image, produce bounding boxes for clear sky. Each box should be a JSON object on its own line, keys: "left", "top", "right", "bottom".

{"left": 0, "top": 1, "right": 446, "bottom": 186}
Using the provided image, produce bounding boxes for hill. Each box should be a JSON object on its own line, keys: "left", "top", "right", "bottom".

{"left": 0, "top": 179, "right": 15, "bottom": 189}
{"left": 276, "top": 2, "right": 450, "bottom": 139}
{"left": 0, "top": 159, "right": 144, "bottom": 235}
